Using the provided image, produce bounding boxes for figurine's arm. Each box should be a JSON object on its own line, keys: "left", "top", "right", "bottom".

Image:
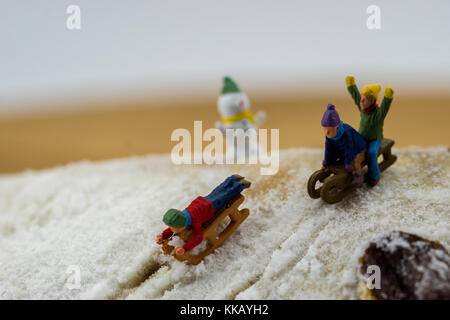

{"left": 324, "top": 139, "right": 333, "bottom": 165}
{"left": 345, "top": 76, "right": 362, "bottom": 111}
{"left": 342, "top": 133, "right": 353, "bottom": 166}
{"left": 255, "top": 110, "right": 266, "bottom": 126}
{"left": 182, "top": 226, "right": 203, "bottom": 252}
{"left": 161, "top": 227, "right": 174, "bottom": 240}
{"left": 379, "top": 87, "right": 394, "bottom": 120}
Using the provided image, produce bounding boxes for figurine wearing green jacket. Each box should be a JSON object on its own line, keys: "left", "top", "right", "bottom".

{"left": 345, "top": 76, "right": 394, "bottom": 186}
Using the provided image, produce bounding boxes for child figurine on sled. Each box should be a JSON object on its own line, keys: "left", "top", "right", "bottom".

{"left": 321, "top": 104, "right": 367, "bottom": 187}
{"left": 345, "top": 76, "right": 394, "bottom": 186}
{"left": 156, "top": 175, "right": 250, "bottom": 256}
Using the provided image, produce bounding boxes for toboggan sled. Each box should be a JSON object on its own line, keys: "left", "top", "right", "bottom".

{"left": 162, "top": 194, "right": 250, "bottom": 265}
{"left": 307, "top": 138, "right": 397, "bottom": 204}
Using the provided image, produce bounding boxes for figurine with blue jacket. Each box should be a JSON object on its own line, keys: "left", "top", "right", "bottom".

{"left": 321, "top": 104, "right": 367, "bottom": 187}
{"left": 345, "top": 76, "right": 394, "bottom": 186}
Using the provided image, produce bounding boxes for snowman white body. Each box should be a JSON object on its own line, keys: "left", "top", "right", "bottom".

{"left": 215, "top": 92, "right": 266, "bottom": 162}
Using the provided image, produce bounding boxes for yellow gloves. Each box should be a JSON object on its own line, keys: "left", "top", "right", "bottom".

{"left": 384, "top": 87, "right": 394, "bottom": 99}
{"left": 346, "top": 75, "right": 393, "bottom": 100}
{"left": 345, "top": 75, "right": 356, "bottom": 87}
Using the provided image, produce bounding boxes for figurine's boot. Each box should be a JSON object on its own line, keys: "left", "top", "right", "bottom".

{"left": 239, "top": 179, "right": 251, "bottom": 189}
{"left": 367, "top": 177, "right": 380, "bottom": 187}
{"left": 231, "top": 174, "right": 251, "bottom": 188}
{"left": 232, "top": 174, "right": 245, "bottom": 181}
{"left": 351, "top": 173, "right": 364, "bottom": 187}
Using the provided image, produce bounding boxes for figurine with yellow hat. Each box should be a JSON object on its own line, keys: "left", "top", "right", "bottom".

{"left": 345, "top": 76, "right": 394, "bottom": 186}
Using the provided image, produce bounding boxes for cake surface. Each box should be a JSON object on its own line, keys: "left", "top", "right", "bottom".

{"left": 0, "top": 147, "right": 448, "bottom": 299}
{"left": 359, "top": 231, "right": 450, "bottom": 299}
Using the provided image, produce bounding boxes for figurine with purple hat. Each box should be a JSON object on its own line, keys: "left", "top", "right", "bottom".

{"left": 321, "top": 104, "right": 367, "bottom": 186}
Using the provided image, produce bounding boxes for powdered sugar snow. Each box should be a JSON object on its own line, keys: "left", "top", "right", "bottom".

{"left": 0, "top": 147, "right": 448, "bottom": 299}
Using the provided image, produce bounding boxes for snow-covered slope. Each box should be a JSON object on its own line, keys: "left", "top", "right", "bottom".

{"left": 0, "top": 148, "right": 448, "bottom": 299}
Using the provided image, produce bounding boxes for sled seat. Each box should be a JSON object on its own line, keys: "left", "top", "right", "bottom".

{"left": 162, "top": 194, "right": 249, "bottom": 265}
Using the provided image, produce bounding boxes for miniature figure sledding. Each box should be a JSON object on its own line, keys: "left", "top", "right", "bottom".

{"left": 308, "top": 78, "right": 396, "bottom": 204}
{"left": 157, "top": 175, "right": 251, "bottom": 265}
{"left": 161, "top": 194, "right": 249, "bottom": 264}
{"left": 308, "top": 138, "right": 397, "bottom": 204}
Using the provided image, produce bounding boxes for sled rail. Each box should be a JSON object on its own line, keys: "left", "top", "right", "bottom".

{"left": 307, "top": 138, "right": 397, "bottom": 204}
{"left": 162, "top": 195, "right": 249, "bottom": 265}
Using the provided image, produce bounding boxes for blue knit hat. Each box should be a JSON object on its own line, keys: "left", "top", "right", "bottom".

{"left": 321, "top": 104, "right": 340, "bottom": 127}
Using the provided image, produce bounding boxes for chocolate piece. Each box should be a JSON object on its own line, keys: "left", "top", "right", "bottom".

{"left": 360, "top": 231, "right": 450, "bottom": 299}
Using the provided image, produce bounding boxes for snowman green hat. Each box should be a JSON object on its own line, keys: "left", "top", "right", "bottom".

{"left": 221, "top": 76, "right": 241, "bottom": 95}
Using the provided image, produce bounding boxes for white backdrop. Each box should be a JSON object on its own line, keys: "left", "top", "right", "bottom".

{"left": 1, "top": 0, "right": 449, "bottom": 112}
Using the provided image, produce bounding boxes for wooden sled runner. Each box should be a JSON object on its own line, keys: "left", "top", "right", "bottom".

{"left": 162, "top": 195, "right": 250, "bottom": 265}
{"left": 307, "top": 138, "right": 397, "bottom": 204}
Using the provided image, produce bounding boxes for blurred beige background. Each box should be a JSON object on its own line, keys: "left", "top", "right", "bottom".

{"left": 1, "top": 91, "right": 448, "bottom": 173}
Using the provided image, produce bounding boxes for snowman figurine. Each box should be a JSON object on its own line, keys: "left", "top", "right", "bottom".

{"left": 215, "top": 76, "right": 266, "bottom": 162}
